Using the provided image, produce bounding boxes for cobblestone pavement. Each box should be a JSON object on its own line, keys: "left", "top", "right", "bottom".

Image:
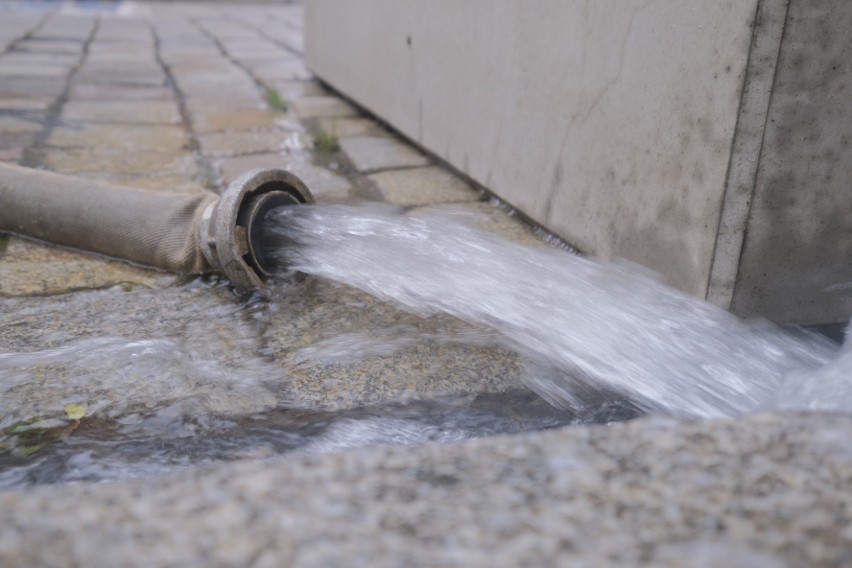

{"left": 0, "top": 1, "right": 539, "bottom": 296}
{"left": 1, "top": 3, "right": 850, "bottom": 567}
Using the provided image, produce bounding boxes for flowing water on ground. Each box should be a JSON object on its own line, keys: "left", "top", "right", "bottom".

{"left": 0, "top": 202, "right": 847, "bottom": 488}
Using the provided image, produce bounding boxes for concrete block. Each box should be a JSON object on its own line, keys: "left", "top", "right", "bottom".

{"left": 217, "top": 153, "right": 352, "bottom": 200}
{"left": 190, "top": 108, "right": 276, "bottom": 134}
{"left": 47, "top": 124, "right": 189, "bottom": 153}
{"left": 725, "top": 1, "right": 852, "bottom": 324}
{"left": 68, "top": 84, "right": 174, "bottom": 102}
{"left": 0, "top": 116, "right": 43, "bottom": 135}
{"left": 62, "top": 101, "right": 181, "bottom": 125}
{"left": 75, "top": 64, "right": 166, "bottom": 87}
{"left": 340, "top": 135, "right": 430, "bottom": 172}
{"left": 0, "top": 98, "right": 53, "bottom": 111}
{"left": 292, "top": 96, "right": 357, "bottom": 119}
{"left": 305, "top": 0, "right": 852, "bottom": 324}
{"left": 197, "top": 129, "right": 294, "bottom": 157}
{"left": 278, "top": 160, "right": 353, "bottom": 201}
{"left": 43, "top": 149, "right": 197, "bottom": 177}
{"left": 268, "top": 79, "right": 328, "bottom": 100}
{"left": 316, "top": 117, "right": 385, "bottom": 139}
{"left": 0, "top": 77, "right": 66, "bottom": 99}
{"left": 369, "top": 166, "right": 481, "bottom": 207}
{"left": 0, "top": 63, "right": 72, "bottom": 78}
{"left": 15, "top": 39, "right": 84, "bottom": 55}
{"left": 249, "top": 59, "right": 312, "bottom": 82}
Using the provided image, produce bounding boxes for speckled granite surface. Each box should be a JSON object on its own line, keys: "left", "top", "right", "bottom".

{"left": 1, "top": 412, "right": 850, "bottom": 567}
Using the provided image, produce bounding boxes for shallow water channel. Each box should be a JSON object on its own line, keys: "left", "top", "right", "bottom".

{"left": 1, "top": 203, "right": 847, "bottom": 489}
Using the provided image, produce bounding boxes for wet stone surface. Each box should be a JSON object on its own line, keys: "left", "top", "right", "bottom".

{"left": 0, "top": 279, "right": 526, "bottom": 415}
{"left": 0, "top": 238, "right": 177, "bottom": 296}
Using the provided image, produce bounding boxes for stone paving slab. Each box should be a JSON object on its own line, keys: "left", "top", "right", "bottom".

{"left": 14, "top": 40, "right": 84, "bottom": 55}
{"left": 250, "top": 59, "right": 312, "bottom": 82}
{"left": 43, "top": 148, "right": 198, "bottom": 177}
{"left": 0, "top": 97, "right": 54, "bottom": 111}
{"left": 183, "top": 95, "right": 266, "bottom": 112}
{"left": 61, "top": 100, "right": 181, "bottom": 125}
{"left": 46, "top": 124, "right": 189, "bottom": 152}
{"left": 276, "top": 159, "right": 354, "bottom": 200}
{"left": 0, "top": 238, "right": 177, "bottom": 296}
{"left": 0, "top": 116, "right": 44, "bottom": 134}
{"left": 369, "top": 166, "right": 482, "bottom": 206}
{"left": 0, "top": 77, "right": 67, "bottom": 99}
{"left": 171, "top": 76, "right": 259, "bottom": 98}
{"left": 216, "top": 153, "right": 353, "bottom": 201}
{"left": 197, "top": 129, "right": 293, "bottom": 157}
{"left": 292, "top": 95, "right": 359, "bottom": 119}
{"left": 316, "top": 116, "right": 387, "bottom": 139}
{"left": 0, "top": 64, "right": 73, "bottom": 78}
{"left": 268, "top": 78, "right": 327, "bottom": 100}
{"left": 341, "top": 136, "right": 431, "bottom": 172}
{"left": 190, "top": 107, "right": 276, "bottom": 133}
{"left": 67, "top": 83, "right": 174, "bottom": 101}
{"left": 0, "top": 52, "right": 79, "bottom": 67}
{"left": 74, "top": 66, "right": 166, "bottom": 87}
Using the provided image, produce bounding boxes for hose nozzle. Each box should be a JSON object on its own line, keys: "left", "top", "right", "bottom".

{"left": 199, "top": 168, "right": 314, "bottom": 291}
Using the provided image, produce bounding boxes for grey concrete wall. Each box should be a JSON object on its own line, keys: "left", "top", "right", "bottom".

{"left": 727, "top": 1, "right": 852, "bottom": 324}
{"left": 305, "top": 0, "right": 852, "bottom": 324}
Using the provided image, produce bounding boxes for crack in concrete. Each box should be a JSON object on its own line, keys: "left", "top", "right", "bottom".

{"left": 544, "top": 0, "right": 654, "bottom": 226}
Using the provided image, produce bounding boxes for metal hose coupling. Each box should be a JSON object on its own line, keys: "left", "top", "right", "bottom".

{"left": 199, "top": 168, "right": 314, "bottom": 291}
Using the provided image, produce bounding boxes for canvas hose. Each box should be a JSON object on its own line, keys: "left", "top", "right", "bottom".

{"left": 0, "top": 163, "right": 314, "bottom": 291}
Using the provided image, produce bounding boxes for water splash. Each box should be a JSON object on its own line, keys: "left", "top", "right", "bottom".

{"left": 0, "top": 336, "right": 282, "bottom": 433}
{"left": 263, "top": 202, "right": 843, "bottom": 418}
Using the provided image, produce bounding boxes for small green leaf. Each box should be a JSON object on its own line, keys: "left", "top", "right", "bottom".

{"left": 64, "top": 403, "right": 87, "bottom": 420}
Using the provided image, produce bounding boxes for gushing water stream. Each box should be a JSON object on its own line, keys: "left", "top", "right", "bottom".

{"left": 263, "top": 202, "right": 847, "bottom": 418}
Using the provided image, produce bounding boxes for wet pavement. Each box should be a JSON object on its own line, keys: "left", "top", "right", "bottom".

{"left": 1, "top": 2, "right": 850, "bottom": 566}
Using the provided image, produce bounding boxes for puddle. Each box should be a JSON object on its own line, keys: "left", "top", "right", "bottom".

{"left": 0, "top": 389, "right": 627, "bottom": 488}
{"left": 0, "top": 274, "right": 580, "bottom": 488}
